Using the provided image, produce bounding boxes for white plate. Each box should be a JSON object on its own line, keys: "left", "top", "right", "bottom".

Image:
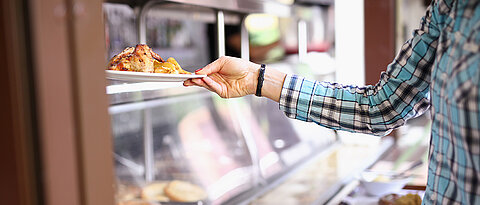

{"left": 105, "top": 70, "right": 206, "bottom": 82}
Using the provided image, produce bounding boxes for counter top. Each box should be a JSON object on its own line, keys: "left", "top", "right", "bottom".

{"left": 251, "top": 138, "right": 394, "bottom": 205}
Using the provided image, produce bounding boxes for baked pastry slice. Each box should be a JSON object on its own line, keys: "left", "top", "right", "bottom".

{"left": 141, "top": 182, "right": 170, "bottom": 202}
{"left": 164, "top": 180, "right": 207, "bottom": 202}
{"left": 108, "top": 44, "right": 190, "bottom": 74}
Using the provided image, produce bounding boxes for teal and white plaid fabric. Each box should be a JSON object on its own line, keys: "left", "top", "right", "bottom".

{"left": 279, "top": 0, "right": 480, "bottom": 204}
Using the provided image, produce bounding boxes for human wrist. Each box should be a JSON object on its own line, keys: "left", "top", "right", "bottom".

{"left": 261, "top": 67, "right": 286, "bottom": 102}
{"left": 249, "top": 63, "right": 286, "bottom": 102}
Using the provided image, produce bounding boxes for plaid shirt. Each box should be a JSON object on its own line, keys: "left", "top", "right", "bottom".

{"left": 279, "top": 0, "right": 480, "bottom": 204}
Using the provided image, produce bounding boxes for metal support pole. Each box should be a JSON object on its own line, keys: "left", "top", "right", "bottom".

{"left": 216, "top": 10, "right": 226, "bottom": 57}
{"left": 138, "top": 0, "right": 164, "bottom": 44}
{"left": 143, "top": 109, "right": 154, "bottom": 182}
{"left": 298, "top": 20, "right": 307, "bottom": 62}
{"left": 137, "top": 4, "right": 148, "bottom": 44}
{"left": 240, "top": 16, "right": 250, "bottom": 60}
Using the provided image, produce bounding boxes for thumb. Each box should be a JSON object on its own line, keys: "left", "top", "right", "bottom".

{"left": 195, "top": 56, "right": 226, "bottom": 75}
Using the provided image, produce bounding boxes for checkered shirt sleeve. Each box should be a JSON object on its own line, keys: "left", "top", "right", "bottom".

{"left": 279, "top": 2, "right": 438, "bottom": 136}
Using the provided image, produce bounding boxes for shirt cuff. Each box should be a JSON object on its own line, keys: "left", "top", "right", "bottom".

{"left": 279, "top": 74, "right": 317, "bottom": 121}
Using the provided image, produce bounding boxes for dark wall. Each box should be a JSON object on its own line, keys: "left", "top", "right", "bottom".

{"left": 364, "top": 0, "right": 396, "bottom": 85}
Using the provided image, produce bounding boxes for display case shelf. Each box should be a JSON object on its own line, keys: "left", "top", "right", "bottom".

{"left": 107, "top": 81, "right": 209, "bottom": 105}
{"left": 105, "top": 0, "right": 292, "bottom": 17}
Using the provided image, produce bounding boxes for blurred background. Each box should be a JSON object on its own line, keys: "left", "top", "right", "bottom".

{"left": 1, "top": 0, "right": 432, "bottom": 205}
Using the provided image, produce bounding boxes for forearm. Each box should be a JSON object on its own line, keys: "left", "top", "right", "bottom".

{"left": 279, "top": 70, "right": 431, "bottom": 136}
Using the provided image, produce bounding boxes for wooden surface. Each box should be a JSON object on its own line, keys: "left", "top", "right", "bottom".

{"left": 0, "top": 0, "right": 41, "bottom": 204}
{"left": 29, "top": 0, "right": 115, "bottom": 204}
{"left": 364, "top": 0, "right": 396, "bottom": 86}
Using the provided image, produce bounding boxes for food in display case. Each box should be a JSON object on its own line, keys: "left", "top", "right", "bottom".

{"left": 108, "top": 44, "right": 191, "bottom": 74}
{"left": 141, "top": 181, "right": 170, "bottom": 202}
{"left": 164, "top": 180, "right": 208, "bottom": 202}
{"left": 115, "top": 180, "right": 207, "bottom": 204}
{"left": 140, "top": 180, "right": 207, "bottom": 202}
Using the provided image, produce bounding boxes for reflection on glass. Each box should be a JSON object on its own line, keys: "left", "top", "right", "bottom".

{"left": 111, "top": 94, "right": 257, "bottom": 204}
{"left": 112, "top": 110, "right": 145, "bottom": 185}
{"left": 248, "top": 97, "right": 301, "bottom": 153}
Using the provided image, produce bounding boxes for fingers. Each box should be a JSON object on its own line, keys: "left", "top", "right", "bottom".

{"left": 184, "top": 77, "right": 220, "bottom": 95}
{"left": 195, "top": 56, "right": 227, "bottom": 75}
{"left": 183, "top": 79, "right": 194, "bottom": 86}
{"left": 183, "top": 78, "right": 207, "bottom": 87}
{"left": 202, "top": 76, "right": 223, "bottom": 95}
{"left": 193, "top": 78, "right": 217, "bottom": 93}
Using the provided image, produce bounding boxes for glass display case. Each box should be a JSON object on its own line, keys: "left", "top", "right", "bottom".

{"left": 108, "top": 82, "right": 337, "bottom": 205}
{"left": 108, "top": 77, "right": 341, "bottom": 202}
{"left": 104, "top": 1, "right": 341, "bottom": 204}
{"left": 111, "top": 88, "right": 254, "bottom": 204}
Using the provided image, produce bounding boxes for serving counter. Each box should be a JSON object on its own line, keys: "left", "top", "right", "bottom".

{"left": 104, "top": 0, "right": 390, "bottom": 204}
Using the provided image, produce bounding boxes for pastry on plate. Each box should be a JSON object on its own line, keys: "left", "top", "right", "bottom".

{"left": 108, "top": 44, "right": 190, "bottom": 74}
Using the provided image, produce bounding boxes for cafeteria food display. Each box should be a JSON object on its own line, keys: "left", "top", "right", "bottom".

{"left": 116, "top": 180, "right": 207, "bottom": 204}
{"left": 105, "top": 1, "right": 339, "bottom": 204}
{"left": 108, "top": 44, "right": 191, "bottom": 74}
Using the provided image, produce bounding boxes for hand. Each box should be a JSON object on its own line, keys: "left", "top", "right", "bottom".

{"left": 184, "top": 56, "right": 259, "bottom": 98}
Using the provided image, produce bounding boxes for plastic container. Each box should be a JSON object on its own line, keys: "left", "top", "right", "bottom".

{"left": 359, "top": 171, "right": 411, "bottom": 196}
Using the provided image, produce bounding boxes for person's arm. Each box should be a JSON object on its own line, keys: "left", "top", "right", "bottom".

{"left": 185, "top": 0, "right": 441, "bottom": 136}
{"left": 279, "top": 1, "right": 441, "bottom": 136}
